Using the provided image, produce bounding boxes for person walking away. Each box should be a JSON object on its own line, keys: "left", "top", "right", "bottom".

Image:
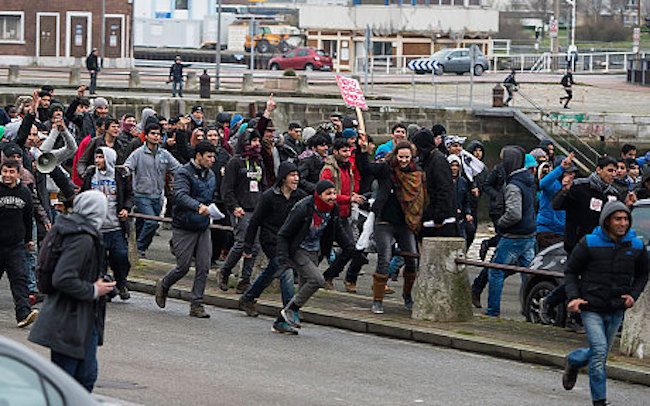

{"left": 218, "top": 128, "right": 267, "bottom": 293}
{"left": 155, "top": 142, "right": 217, "bottom": 318}
{"left": 29, "top": 190, "right": 116, "bottom": 392}
{"left": 86, "top": 49, "right": 100, "bottom": 95}
{"left": 123, "top": 123, "right": 181, "bottom": 257}
{"left": 503, "top": 69, "right": 518, "bottom": 107}
{"left": 169, "top": 56, "right": 190, "bottom": 98}
{"left": 276, "top": 180, "right": 355, "bottom": 330}
{"left": 356, "top": 140, "right": 427, "bottom": 313}
{"left": 321, "top": 138, "right": 365, "bottom": 292}
{"left": 0, "top": 159, "right": 39, "bottom": 327}
{"left": 81, "top": 147, "right": 133, "bottom": 300}
{"left": 562, "top": 201, "right": 648, "bottom": 406}
{"left": 238, "top": 161, "right": 307, "bottom": 334}
{"left": 486, "top": 146, "right": 536, "bottom": 317}
{"left": 559, "top": 68, "right": 575, "bottom": 109}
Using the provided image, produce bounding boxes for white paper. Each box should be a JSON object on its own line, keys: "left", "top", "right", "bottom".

{"left": 208, "top": 203, "right": 225, "bottom": 220}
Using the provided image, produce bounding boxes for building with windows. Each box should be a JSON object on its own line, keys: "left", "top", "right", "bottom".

{"left": 300, "top": 1, "right": 499, "bottom": 72}
{"left": 0, "top": 1, "right": 133, "bottom": 67}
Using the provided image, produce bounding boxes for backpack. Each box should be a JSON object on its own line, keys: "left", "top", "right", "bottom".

{"left": 561, "top": 75, "right": 569, "bottom": 87}
{"left": 35, "top": 225, "right": 66, "bottom": 294}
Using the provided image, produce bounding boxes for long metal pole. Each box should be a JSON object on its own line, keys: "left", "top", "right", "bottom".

{"left": 101, "top": 0, "right": 106, "bottom": 68}
{"left": 215, "top": 0, "right": 222, "bottom": 90}
{"left": 250, "top": 16, "right": 255, "bottom": 74}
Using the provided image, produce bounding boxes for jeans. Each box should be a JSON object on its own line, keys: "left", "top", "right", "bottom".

{"left": 244, "top": 256, "right": 295, "bottom": 307}
{"left": 567, "top": 311, "right": 624, "bottom": 402}
{"left": 134, "top": 196, "right": 162, "bottom": 253}
{"left": 221, "top": 212, "right": 259, "bottom": 282}
{"left": 52, "top": 325, "right": 98, "bottom": 392}
{"left": 374, "top": 221, "right": 417, "bottom": 276}
{"left": 486, "top": 236, "right": 535, "bottom": 316}
{"left": 25, "top": 220, "right": 37, "bottom": 292}
{"left": 172, "top": 79, "right": 183, "bottom": 97}
{"left": 0, "top": 243, "right": 31, "bottom": 321}
{"left": 162, "top": 227, "right": 212, "bottom": 306}
{"left": 89, "top": 71, "right": 98, "bottom": 94}
{"left": 103, "top": 230, "right": 130, "bottom": 290}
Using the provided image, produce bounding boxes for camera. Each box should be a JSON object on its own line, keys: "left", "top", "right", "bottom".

{"left": 102, "top": 273, "right": 119, "bottom": 300}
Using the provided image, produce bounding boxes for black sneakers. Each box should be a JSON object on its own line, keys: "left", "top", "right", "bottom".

{"left": 562, "top": 357, "right": 578, "bottom": 391}
{"left": 217, "top": 270, "right": 229, "bottom": 292}
{"left": 17, "top": 309, "right": 39, "bottom": 328}
{"left": 155, "top": 279, "right": 168, "bottom": 308}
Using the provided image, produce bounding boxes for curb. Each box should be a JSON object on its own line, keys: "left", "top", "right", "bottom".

{"left": 126, "top": 279, "right": 650, "bottom": 387}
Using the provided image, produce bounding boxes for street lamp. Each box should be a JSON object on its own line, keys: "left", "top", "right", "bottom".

{"left": 215, "top": 0, "right": 222, "bottom": 90}
{"left": 565, "top": 0, "right": 577, "bottom": 69}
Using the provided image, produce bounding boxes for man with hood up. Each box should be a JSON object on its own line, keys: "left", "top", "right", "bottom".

{"left": 81, "top": 147, "right": 134, "bottom": 300}
{"left": 29, "top": 190, "right": 117, "bottom": 392}
{"left": 486, "top": 146, "right": 537, "bottom": 317}
{"left": 561, "top": 201, "right": 648, "bottom": 406}
{"left": 218, "top": 128, "right": 267, "bottom": 294}
{"left": 237, "top": 161, "right": 307, "bottom": 334}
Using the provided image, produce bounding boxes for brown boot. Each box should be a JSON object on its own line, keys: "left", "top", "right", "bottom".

{"left": 372, "top": 273, "right": 388, "bottom": 301}
{"left": 343, "top": 280, "right": 357, "bottom": 293}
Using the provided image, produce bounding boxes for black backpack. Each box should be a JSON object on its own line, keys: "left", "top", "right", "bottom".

{"left": 561, "top": 75, "right": 569, "bottom": 87}
{"left": 35, "top": 225, "right": 66, "bottom": 294}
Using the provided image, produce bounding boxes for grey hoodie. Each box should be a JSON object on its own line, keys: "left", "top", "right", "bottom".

{"left": 91, "top": 147, "right": 120, "bottom": 231}
{"left": 136, "top": 108, "right": 157, "bottom": 133}
{"left": 73, "top": 190, "right": 108, "bottom": 233}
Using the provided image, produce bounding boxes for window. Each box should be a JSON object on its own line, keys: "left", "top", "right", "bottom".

{"left": 0, "top": 12, "right": 24, "bottom": 43}
{"left": 284, "top": 50, "right": 296, "bottom": 58}
{"left": 297, "top": 50, "right": 309, "bottom": 57}
{"left": 175, "top": 0, "right": 189, "bottom": 10}
{"left": 0, "top": 355, "right": 48, "bottom": 406}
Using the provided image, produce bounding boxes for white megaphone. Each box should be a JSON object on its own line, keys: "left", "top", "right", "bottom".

{"left": 36, "top": 151, "right": 58, "bottom": 173}
{"left": 32, "top": 126, "right": 79, "bottom": 174}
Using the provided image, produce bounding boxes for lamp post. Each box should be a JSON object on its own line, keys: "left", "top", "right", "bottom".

{"left": 215, "top": 0, "right": 222, "bottom": 90}
{"left": 565, "top": 0, "right": 577, "bottom": 70}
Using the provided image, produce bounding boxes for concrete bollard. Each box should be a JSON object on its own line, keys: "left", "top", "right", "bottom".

{"left": 186, "top": 71, "right": 198, "bottom": 90}
{"left": 128, "top": 70, "right": 141, "bottom": 88}
{"left": 412, "top": 237, "right": 473, "bottom": 322}
{"left": 127, "top": 219, "right": 140, "bottom": 267}
{"left": 242, "top": 73, "right": 254, "bottom": 92}
{"left": 8, "top": 65, "right": 19, "bottom": 83}
{"left": 620, "top": 285, "right": 650, "bottom": 359}
{"left": 69, "top": 67, "right": 80, "bottom": 86}
{"left": 298, "top": 75, "right": 308, "bottom": 93}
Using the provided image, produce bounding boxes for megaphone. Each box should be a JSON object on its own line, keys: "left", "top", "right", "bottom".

{"left": 36, "top": 151, "right": 58, "bottom": 173}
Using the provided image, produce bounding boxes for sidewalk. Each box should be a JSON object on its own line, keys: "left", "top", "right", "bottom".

{"left": 126, "top": 258, "right": 650, "bottom": 387}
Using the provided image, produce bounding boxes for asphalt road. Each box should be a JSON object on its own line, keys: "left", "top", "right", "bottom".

{"left": 2, "top": 286, "right": 650, "bottom": 405}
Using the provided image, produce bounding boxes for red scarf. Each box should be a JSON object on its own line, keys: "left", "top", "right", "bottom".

{"left": 313, "top": 191, "right": 334, "bottom": 228}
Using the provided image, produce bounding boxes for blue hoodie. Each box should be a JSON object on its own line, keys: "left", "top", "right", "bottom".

{"left": 536, "top": 165, "right": 566, "bottom": 234}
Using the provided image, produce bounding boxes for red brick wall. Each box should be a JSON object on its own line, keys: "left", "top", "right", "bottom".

{"left": 0, "top": 0, "right": 131, "bottom": 58}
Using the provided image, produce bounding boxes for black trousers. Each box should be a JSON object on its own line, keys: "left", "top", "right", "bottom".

{"left": 0, "top": 243, "right": 31, "bottom": 321}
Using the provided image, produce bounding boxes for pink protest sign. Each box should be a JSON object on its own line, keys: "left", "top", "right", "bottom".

{"left": 335, "top": 75, "right": 368, "bottom": 110}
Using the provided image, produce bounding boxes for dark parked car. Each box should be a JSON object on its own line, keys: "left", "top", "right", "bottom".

{"left": 412, "top": 48, "right": 489, "bottom": 76}
{"left": 268, "top": 48, "right": 333, "bottom": 71}
{"left": 521, "top": 199, "right": 650, "bottom": 326}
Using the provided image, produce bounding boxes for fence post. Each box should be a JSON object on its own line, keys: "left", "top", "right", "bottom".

{"left": 242, "top": 73, "right": 254, "bottom": 92}
{"left": 8, "top": 65, "right": 19, "bottom": 83}
{"left": 69, "top": 67, "right": 80, "bottom": 86}
{"left": 128, "top": 70, "right": 141, "bottom": 88}
{"left": 620, "top": 284, "right": 650, "bottom": 359}
{"left": 412, "top": 237, "right": 472, "bottom": 322}
{"left": 605, "top": 54, "right": 610, "bottom": 73}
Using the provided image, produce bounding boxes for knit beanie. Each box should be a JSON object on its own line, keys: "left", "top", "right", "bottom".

{"left": 315, "top": 179, "right": 335, "bottom": 195}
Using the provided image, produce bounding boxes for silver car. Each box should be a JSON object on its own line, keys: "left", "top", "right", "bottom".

{"left": 412, "top": 48, "right": 489, "bottom": 76}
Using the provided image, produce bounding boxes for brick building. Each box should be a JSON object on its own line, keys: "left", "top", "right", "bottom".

{"left": 0, "top": 0, "right": 133, "bottom": 67}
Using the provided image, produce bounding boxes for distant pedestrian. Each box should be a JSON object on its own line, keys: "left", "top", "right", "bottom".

{"left": 503, "top": 69, "right": 518, "bottom": 106}
{"left": 169, "top": 56, "right": 190, "bottom": 98}
{"left": 559, "top": 68, "right": 575, "bottom": 109}
{"left": 86, "top": 49, "right": 100, "bottom": 95}
{"left": 29, "top": 190, "right": 116, "bottom": 392}
{"left": 562, "top": 201, "right": 648, "bottom": 406}
{"left": 155, "top": 141, "right": 217, "bottom": 318}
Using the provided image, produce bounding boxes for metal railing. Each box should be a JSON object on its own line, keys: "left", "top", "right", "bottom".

{"left": 129, "top": 212, "right": 233, "bottom": 231}
{"left": 455, "top": 258, "right": 564, "bottom": 279}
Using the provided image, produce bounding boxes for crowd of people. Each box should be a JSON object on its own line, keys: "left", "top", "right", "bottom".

{"left": 0, "top": 84, "right": 648, "bottom": 405}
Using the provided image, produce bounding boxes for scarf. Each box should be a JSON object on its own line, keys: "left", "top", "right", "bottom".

{"left": 389, "top": 160, "right": 428, "bottom": 232}
{"left": 242, "top": 143, "right": 261, "bottom": 159}
{"left": 589, "top": 172, "right": 615, "bottom": 195}
{"left": 121, "top": 115, "right": 135, "bottom": 133}
{"left": 313, "top": 191, "right": 334, "bottom": 228}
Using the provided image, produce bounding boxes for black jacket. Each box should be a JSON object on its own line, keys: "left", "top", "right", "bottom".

{"left": 210, "top": 147, "right": 232, "bottom": 202}
{"left": 276, "top": 196, "right": 354, "bottom": 271}
{"left": 163, "top": 129, "right": 190, "bottom": 164}
{"left": 77, "top": 135, "right": 131, "bottom": 176}
{"left": 0, "top": 182, "right": 33, "bottom": 246}
{"left": 172, "top": 161, "right": 216, "bottom": 231}
{"left": 298, "top": 152, "right": 324, "bottom": 194}
{"left": 221, "top": 155, "right": 266, "bottom": 212}
{"left": 86, "top": 54, "right": 99, "bottom": 71}
{"left": 65, "top": 97, "right": 97, "bottom": 138}
{"left": 552, "top": 175, "right": 624, "bottom": 253}
{"left": 80, "top": 167, "right": 134, "bottom": 235}
{"left": 484, "top": 164, "right": 507, "bottom": 219}
{"left": 28, "top": 213, "right": 106, "bottom": 359}
{"left": 565, "top": 226, "right": 648, "bottom": 313}
{"left": 244, "top": 186, "right": 307, "bottom": 258}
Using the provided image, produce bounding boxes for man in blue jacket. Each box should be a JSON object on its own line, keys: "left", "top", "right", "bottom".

{"left": 155, "top": 141, "right": 216, "bottom": 318}
{"left": 536, "top": 153, "right": 578, "bottom": 251}
{"left": 562, "top": 201, "right": 648, "bottom": 406}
